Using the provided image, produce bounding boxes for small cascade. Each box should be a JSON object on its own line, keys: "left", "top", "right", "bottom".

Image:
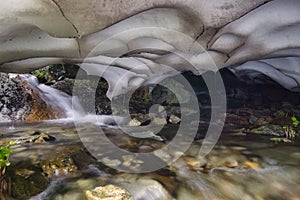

{"left": 9, "top": 74, "right": 84, "bottom": 120}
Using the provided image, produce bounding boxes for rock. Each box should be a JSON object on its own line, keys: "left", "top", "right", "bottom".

{"left": 168, "top": 114, "right": 181, "bottom": 124}
{"left": 86, "top": 184, "right": 133, "bottom": 200}
{"left": 250, "top": 124, "right": 285, "bottom": 136}
{"left": 224, "top": 161, "right": 239, "bottom": 168}
{"left": 0, "top": 73, "right": 30, "bottom": 121}
{"left": 71, "top": 78, "right": 111, "bottom": 114}
{"left": 184, "top": 157, "right": 205, "bottom": 170}
{"left": 244, "top": 161, "right": 260, "bottom": 169}
{"left": 153, "top": 117, "right": 167, "bottom": 125}
{"left": 14, "top": 131, "right": 55, "bottom": 144}
{"left": 51, "top": 78, "right": 74, "bottom": 95}
{"left": 118, "top": 176, "right": 172, "bottom": 200}
{"left": 7, "top": 163, "right": 49, "bottom": 200}
{"left": 16, "top": 76, "right": 66, "bottom": 120}
{"left": 41, "top": 156, "right": 78, "bottom": 178}
{"left": 128, "top": 118, "right": 142, "bottom": 127}
{"left": 102, "top": 157, "right": 122, "bottom": 167}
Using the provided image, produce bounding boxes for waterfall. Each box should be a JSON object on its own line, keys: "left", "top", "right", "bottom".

{"left": 9, "top": 74, "right": 84, "bottom": 120}
{"left": 8, "top": 73, "right": 124, "bottom": 125}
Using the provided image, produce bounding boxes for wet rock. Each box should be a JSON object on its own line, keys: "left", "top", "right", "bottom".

{"left": 250, "top": 124, "right": 285, "bottom": 136}
{"left": 153, "top": 117, "right": 167, "bottom": 125}
{"left": 86, "top": 184, "right": 133, "bottom": 200}
{"left": 14, "top": 131, "right": 55, "bottom": 144}
{"left": 69, "top": 78, "right": 111, "bottom": 114}
{"left": 7, "top": 163, "right": 49, "bottom": 200}
{"left": 31, "top": 64, "right": 80, "bottom": 84}
{"left": 71, "top": 150, "right": 96, "bottom": 170}
{"left": 184, "top": 156, "right": 206, "bottom": 170}
{"left": 102, "top": 157, "right": 122, "bottom": 168}
{"left": 17, "top": 76, "right": 66, "bottom": 120}
{"left": 128, "top": 118, "right": 141, "bottom": 127}
{"left": 184, "top": 144, "right": 256, "bottom": 172}
{"left": 115, "top": 176, "right": 172, "bottom": 200}
{"left": 51, "top": 78, "right": 74, "bottom": 95}
{"left": 0, "top": 73, "right": 30, "bottom": 121}
{"left": 243, "top": 161, "right": 260, "bottom": 169}
{"left": 176, "top": 187, "right": 205, "bottom": 200}
{"left": 168, "top": 114, "right": 181, "bottom": 124}
{"left": 41, "top": 156, "right": 78, "bottom": 178}
{"left": 223, "top": 161, "right": 239, "bottom": 168}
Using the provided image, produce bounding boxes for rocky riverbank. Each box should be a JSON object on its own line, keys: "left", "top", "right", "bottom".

{"left": 1, "top": 121, "right": 300, "bottom": 199}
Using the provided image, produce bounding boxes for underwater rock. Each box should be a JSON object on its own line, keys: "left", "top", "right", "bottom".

{"left": 7, "top": 164, "right": 49, "bottom": 200}
{"left": 86, "top": 184, "right": 133, "bottom": 200}
{"left": 114, "top": 175, "right": 173, "bottom": 200}
{"left": 41, "top": 156, "right": 78, "bottom": 178}
{"left": 14, "top": 131, "right": 55, "bottom": 144}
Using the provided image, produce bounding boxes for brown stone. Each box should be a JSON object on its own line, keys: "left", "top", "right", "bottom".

{"left": 17, "top": 77, "right": 65, "bottom": 121}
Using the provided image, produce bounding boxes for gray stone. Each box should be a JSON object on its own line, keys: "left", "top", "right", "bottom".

{"left": 0, "top": 73, "right": 30, "bottom": 121}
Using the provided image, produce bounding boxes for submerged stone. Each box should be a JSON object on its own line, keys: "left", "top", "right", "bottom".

{"left": 86, "top": 184, "right": 133, "bottom": 200}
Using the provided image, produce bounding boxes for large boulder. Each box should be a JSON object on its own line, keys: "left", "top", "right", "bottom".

{"left": 0, "top": 73, "right": 67, "bottom": 122}
{"left": 0, "top": 73, "right": 30, "bottom": 121}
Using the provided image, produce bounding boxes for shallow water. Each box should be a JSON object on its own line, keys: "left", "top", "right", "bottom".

{"left": 1, "top": 121, "right": 300, "bottom": 200}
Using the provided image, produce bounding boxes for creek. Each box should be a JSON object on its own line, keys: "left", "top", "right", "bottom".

{"left": 1, "top": 72, "right": 300, "bottom": 200}
{"left": 0, "top": 120, "right": 299, "bottom": 200}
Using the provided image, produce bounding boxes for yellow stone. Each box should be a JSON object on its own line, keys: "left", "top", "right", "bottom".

{"left": 244, "top": 161, "right": 260, "bottom": 169}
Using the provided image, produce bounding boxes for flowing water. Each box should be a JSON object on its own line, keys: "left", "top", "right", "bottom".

{"left": 1, "top": 120, "right": 300, "bottom": 200}
{"left": 10, "top": 74, "right": 85, "bottom": 119}
{"left": 1, "top": 74, "right": 300, "bottom": 199}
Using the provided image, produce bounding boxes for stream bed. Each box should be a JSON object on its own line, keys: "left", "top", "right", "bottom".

{"left": 0, "top": 120, "right": 300, "bottom": 200}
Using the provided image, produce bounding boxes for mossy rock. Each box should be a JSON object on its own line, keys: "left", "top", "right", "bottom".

{"left": 250, "top": 124, "right": 285, "bottom": 136}
{"left": 8, "top": 163, "right": 49, "bottom": 199}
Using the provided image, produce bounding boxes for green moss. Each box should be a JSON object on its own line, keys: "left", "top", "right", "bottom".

{"left": 0, "top": 141, "right": 13, "bottom": 176}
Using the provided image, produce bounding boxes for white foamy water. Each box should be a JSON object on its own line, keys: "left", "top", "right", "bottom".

{"left": 9, "top": 73, "right": 124, "bottom": 125}
{"left": 17, "top": 74, "right": 84, "bottom": 118}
